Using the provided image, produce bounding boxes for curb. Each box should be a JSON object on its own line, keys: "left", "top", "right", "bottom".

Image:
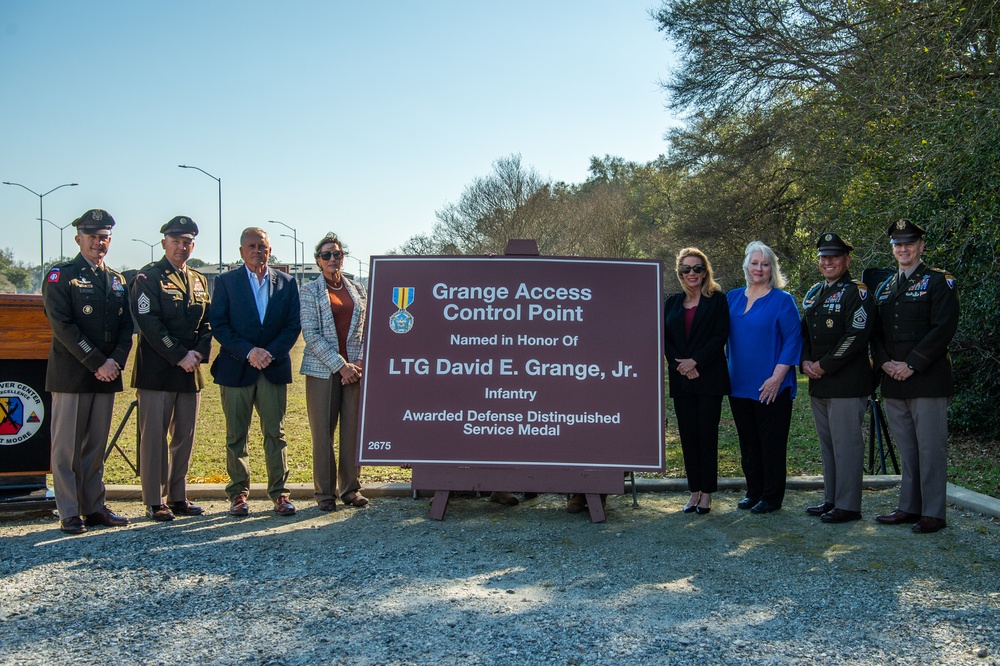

{"left": 104, "top": 476, "right": 1000, "bottom": 519}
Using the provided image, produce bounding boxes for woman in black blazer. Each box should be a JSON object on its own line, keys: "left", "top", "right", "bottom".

{"left": 663, "top": 248, "right": 731, "bottom": 514}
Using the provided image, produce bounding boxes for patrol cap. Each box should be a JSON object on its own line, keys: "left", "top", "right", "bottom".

{"left": 73, "top": 209, "right": 115, "bottom": 235}
{"left": 816, "top": 232, "right": 853, "bottom": 256}
{"left": 160, "top": 215, "right": 198, "bottom": 239}
{"left": 887, "top": 218, "right": 925, "bottom": 244}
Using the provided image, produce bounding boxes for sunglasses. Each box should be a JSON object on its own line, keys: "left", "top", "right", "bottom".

{"left": 678, "top": 264, "right": 705, "bottom": 275}
{"left": 318, "top": 250, "right": 346, "bottom": 261}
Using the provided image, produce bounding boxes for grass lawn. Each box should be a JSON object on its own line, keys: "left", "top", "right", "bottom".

{"left": 100, "top": 337, "right": 998, "bottom": 499}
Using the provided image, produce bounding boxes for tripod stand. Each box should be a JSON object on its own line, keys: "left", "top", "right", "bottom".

{"left": 104, "top": 399, "right": 139, "bottom": 475}
{"left": 865, "top": 392, "right": 898, "bottom": 474}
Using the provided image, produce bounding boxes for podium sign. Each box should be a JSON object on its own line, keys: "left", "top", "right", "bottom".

{"left": 358, "top": 255, "right": 665, "bottom": 471}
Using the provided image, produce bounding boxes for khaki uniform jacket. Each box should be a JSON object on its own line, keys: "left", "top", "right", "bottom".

{"left": 130, "top": 257, "right": 213, "bottom": 392}
{"left": 871, "top": 263, "right": 959, "bottom": 399}
{"left": 42, "top": 253, "right": 133, "bottom": 393}
{"left": 800, "top": 272, "right": 875, "bottom": 398}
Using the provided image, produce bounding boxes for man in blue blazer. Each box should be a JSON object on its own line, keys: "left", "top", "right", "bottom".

{"left": 209, "top": 227, "right": 301, "bottom": 516}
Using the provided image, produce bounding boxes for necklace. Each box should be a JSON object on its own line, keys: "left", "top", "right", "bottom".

{"left": 325, "top": 277, "right": 344, "bottom": 291}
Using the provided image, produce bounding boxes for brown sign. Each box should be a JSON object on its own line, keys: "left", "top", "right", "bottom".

{"left": 358, "top": 256, "right": 664, "bottom": 470}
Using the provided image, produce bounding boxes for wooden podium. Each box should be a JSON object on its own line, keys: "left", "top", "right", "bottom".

{"left": 0, "top": 294, "right": 56, "bottom": 512}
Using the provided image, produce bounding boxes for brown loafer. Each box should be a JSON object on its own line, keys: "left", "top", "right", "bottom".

{"left": 84, "top": 505, "right": 129, "bottom": 527}
{"left": 146, "top": 504, "right": 175, "bottom": 522}
{"left": 229, "top": 492, "right": 250, "bottom": 517}
{"left": 274, "top": 495, "right": 296, "bottom": 516}
{"left": 317, "top": 498, "right": 337, "bottom": 511}
{"left": 875, "top": 509, "right": 920, "bottom": 525}
{"left": 344, "top": 493, "right": 370, "bottom": 508}
{"left": 60, "top": 516, "right": 86, "bottom": 535}
{"left": 169, "top": 500, "right": 204, "bottom": 516}
{"left": 912, "top": 516, "right": 947, "bottom": 533}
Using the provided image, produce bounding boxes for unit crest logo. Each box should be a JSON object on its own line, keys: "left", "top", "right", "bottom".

{"left": 0, "top": 382, "right": 45, "bottom": 446}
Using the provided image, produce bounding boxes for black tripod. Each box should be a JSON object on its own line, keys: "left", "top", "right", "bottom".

{"left": 865, "top": 392, "right": 898, "bottom": 474}
{"left": 104, "top": 399, "right": 139, "bottom": 475}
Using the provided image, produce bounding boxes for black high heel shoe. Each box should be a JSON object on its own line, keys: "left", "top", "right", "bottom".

{"left": 682, "top": 492, "right": 701, "bottom": 513}
{"left": 696, "top": 494, "right": 711, "bottom": 515}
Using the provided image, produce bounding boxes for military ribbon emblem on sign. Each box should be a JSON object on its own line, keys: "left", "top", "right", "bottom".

{"left": 389, "top": 287, "right": 415, "bottom": 334}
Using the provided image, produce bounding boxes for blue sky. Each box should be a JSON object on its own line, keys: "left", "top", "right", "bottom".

{"left": 1, "top": 1, "right": 678, "bottom": 276}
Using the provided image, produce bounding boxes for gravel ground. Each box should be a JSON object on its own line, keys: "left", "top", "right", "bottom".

{"left": 1, "top": 489, "right": 998, "bottom": 666}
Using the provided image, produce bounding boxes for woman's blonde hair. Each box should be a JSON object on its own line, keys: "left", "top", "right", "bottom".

{"left": 742, "top": 241, "right": 787, "bottom": 289}
{"left": 675, "top": 247, "right": 721, "bottom": 297}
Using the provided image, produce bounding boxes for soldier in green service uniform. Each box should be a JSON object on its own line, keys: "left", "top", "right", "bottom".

{"left": 42, "top": 209, "right": 133, "bottom": 535}
{"left": 130, "top": 216, "right": 212, "bottom": 521}
{"left": 872, "top": 219, "right": 959, "bottom": 534}
{"left": 800, "top": 232, "right": 874, "bottom": 523}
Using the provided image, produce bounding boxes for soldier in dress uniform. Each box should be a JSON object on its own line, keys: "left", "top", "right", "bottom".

{"left": 871, "top": 219, "right": 959, "bottom": 534}
{"left": 130, "top": 216, "right": 212, "bottom": 521}
{"left": 42, "top": 209, "right": 133, "bottom": 535}
{"left": 800, "top": 232, "right": 874, "bottom": 523}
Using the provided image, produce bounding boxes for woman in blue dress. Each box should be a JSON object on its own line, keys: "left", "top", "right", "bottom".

{"left": 727, "top": 241, "right": 802, "bottom": 513}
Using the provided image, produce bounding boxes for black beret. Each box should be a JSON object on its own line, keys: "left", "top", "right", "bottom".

{"left": 887, "top": 218, "right": 925, "bottom": 244}
{"left": 73, "top": 209, "right": 115, "bottom": 234}
{"left": 816, "top": 232, "right": 853, "bottom": 256}
{"left": 160, "top": 216, "right": 198, "bottom": 238}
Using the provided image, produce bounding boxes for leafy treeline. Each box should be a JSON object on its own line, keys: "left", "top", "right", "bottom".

{"left": 396, "top": 1, "right": 999, "bottom": 438}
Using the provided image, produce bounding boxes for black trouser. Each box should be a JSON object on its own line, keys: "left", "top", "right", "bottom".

{"left": 673, "top": 392, "right": 722, "bottom": 493}
{"left": 729, "top": 388, "right": 793, "bottom": 506}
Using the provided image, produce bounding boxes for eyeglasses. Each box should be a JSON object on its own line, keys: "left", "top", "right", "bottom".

{"left": 678, "top": 264, "right": 705, "bottom": 275}
{"left": 318, "top": 250, "right": 346, "bottom": 261}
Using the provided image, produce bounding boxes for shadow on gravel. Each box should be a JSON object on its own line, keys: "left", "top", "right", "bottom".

{"left": 1, "top": 489, "right": 998, "bottom": 665}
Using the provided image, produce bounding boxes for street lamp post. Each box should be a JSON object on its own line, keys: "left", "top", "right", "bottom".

{"left": 268, "top": 220, "right": 299, "bottom": 282}
{"left": 132, "top": 238, "right": 158, "bottom": 263}
{"left": 39, "top": 218, "right": 74, "bottom": 261}
{"left": 280, "top": 233, "right": 306, "bottom": 283}
{"left": 3, "top": 181, "right": 78, "bottom": 286}
{"left": 178, "top": 164, "right": 222, "bottom": 273}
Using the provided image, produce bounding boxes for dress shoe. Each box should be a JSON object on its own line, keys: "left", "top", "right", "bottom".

{"left": 912, "top": 516, "right": 947, "bottom": 533}
{"left": 874, "top": 509, "right": 920, "bottom": 525}
{"left": 343, "top": 493, "right": 370, "bottom": 508}
{"left": 146, "top": 504, "right": 175, "bottom": 522}
{"left": 566, "top": 494, "right": 587, "bottom": 513}
{"left": 229, "top": 492, "right": 250, "bottom": 516}
{"left": 490, "top": 491, "right": 519, "bottom": 506}
{"left": 683, "top": 492, "right": 701, "bottom": 513}
{"left": 274, "top": 495, "right": 296, "bottom": 516}
{"left": 60, "top": 516, "right": 86, "bottom": 535}
{"left": 737, "top": 497, "right": 759, "bottom": 510}
{"left": 84, "top": 505, "right": 130, "bottom": 527}
{"left": 750, "top": 500, "right": 781, "bottom": 514}
{"left": 820, "top": 508, "right": 862, "bottom": 523}
{"left": 806, "top": 501, "right": 835, "bottom": 517}
{"left": 696, "top": 493, "right": 712, "bottom": 515}
{"left": 316, "top": 498, "right": 337, "bottom": 511}
{"left": 169, "top": 500, "right": 204, "bottom": 516}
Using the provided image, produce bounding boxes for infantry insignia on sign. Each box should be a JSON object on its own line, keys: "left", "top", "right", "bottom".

{"left": 389, "top": 287, "right": 415, "bottom": 334}
{"left": 0, "top": 383, "right": 45, "bottom": 446}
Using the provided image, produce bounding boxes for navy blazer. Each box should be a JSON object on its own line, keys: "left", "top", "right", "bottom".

{"left": 663, "top": 290, "right": 731, "bottom": 397}
{"left": 209, "top": 266, "right": 301, "bottom": 387}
